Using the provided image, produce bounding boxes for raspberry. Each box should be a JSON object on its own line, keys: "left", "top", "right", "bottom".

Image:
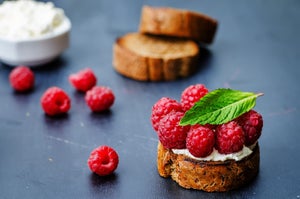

{"left": 181, "top": 84, "right": 209, "bottom": 111}
{"left": 151, "top": 97, "right": 183, "bottom": 131}
{"left": 215, "top": 121, "right": 245, "bottom": 154}
{"left": 69, "top": 68, "right": 97, "bottom": 92}
{"left": 40, "top": 87, "right": 71, "bottom": 116}
{"left": 9, "top": 66, "right": 34, "bottom": 92}
{"left": 236, "top": 110, "right": 263, "bottom": 146}
{"left": 88, "top": 145, "right": 119, "bottom": 176}
{"left": 85, "top": 86, "right": 115, "bottom": 112}
{"left": 203, "top": 123, "right": 216, "bottom": 130}
{"left": 157, "top": 111, "right": 189, "bottom": 149}
{"left": 186, "top": 124, "right": 215, "bottom": 158}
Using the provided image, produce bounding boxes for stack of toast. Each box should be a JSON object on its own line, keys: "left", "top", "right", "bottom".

{"left": 112, "top": 6, "right": 218, "bottom": 81}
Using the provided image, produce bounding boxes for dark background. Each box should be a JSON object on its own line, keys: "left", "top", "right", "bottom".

{"left": 0, "top": 0, "right": 300, "bottom": 198}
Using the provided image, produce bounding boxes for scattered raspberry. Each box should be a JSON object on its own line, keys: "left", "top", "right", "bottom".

{"left": 9, "top": 66, "right": 34, "bottom": 92}
{"left": 69, "top": 68, "right": 97, "bottom": 92}
{"left": 180, "top": 84, "right": 209, "bottom": 111}
{"left": 236, "top": 110, "right": 263, "bottom": 146}
{"left": 151, "top": 97, "right": 183, "bottom": 131}
{"left": 40, "top": 87, "right": 71, "bottom": 116}
{"left": 85, "top": 86, "right": 115, "bottom": 112}
{"left": 88, "top": 145, "right": 119, "bottom": 176}
{"left": 157, "top": 111, "right": 190, "bottom": 149}
{"left": 186, "top": 124, "right": 215, "bottom": 158}
{"left": 215, "top": 121, "right": 245, "bottom": 154}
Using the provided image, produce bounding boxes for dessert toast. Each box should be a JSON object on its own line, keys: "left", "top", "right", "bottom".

{"left": 151, "top": 86, "right": 263, "bottom": 192}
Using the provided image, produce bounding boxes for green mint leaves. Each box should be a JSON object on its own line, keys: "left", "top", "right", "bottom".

{"left": 180, "top": 88, "right": 263, "bottom": 126}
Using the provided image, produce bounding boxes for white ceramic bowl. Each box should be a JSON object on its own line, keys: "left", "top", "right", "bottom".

{"left": 0, "top": 17, "right": 71, "bottom": 67}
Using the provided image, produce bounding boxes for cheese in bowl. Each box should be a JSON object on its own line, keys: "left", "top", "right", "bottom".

{"left": 0, "top": 0, "right": 71, "bottom": 66}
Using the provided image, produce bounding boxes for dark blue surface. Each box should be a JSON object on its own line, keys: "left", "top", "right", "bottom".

{"left": 0, "top": 0, "right": 300, "bottom": 198}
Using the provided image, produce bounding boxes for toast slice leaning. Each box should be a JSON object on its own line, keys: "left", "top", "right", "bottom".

{"left": 112, "top": 32, "right": 199, "bottom": 81}
{"left": 139, "top": 6, "right": 218, "bottom": 44}
{"left": 157, "top": 142, "right": 260, "bottom": 192}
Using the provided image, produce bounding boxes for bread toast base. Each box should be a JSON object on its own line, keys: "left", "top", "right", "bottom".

{"left": 157, "top": 142, "right": 259, "bottom": 192}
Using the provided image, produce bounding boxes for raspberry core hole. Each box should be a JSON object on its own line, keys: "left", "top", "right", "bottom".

{"left": 101, "top": 155, "right": 110, "bottom": 165}
{"left": 56, "top": 99, "right": 64, "bottom": 106}
{"left": 55, "top": 98, "right": 69, "bottom": 109}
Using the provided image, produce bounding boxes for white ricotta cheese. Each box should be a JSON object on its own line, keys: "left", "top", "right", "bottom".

{"left": 0, "top": 0, "right": 66, "bottom": 40}
{"left": 172, "top": 143, "right": 257, "bottom": 161}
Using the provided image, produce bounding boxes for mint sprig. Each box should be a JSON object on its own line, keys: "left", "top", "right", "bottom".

{"left": 180, "top": 88, "right": 263, "bottom": 126}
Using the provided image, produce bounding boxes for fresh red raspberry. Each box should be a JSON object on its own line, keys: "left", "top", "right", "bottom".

{"left": 236, "top": 110, "right": 263, "bottom": 146}
{"left": 85, "top": 86, "right": 115, "bottom": 112}
{"left": 215, "top": 121, "right": 245, "bottom": 154}
{"left": 186, "top": 124, "right": 215, "bottom": 158}
{"left": 157, "top": 111, "right": 190, "bottom": 149}
{"left": 203, "top": 123, "right": 217, "bottom": 130}
{"left": 180, "top": 84, "right": 209, "bottom": 111}
{"left": 69, "top": 68, "right": 97, "bottom": 92}
{"left": 40, "top": 87, "right": 71, "bottom": 116}
{"left": 151, "top": 97, "right": 183, "bottom": 131}
{"left": 88, "top": 145, "right": 119, "bottom": 176}
{"left": 9, "top": 66, "right": 34, "bottom": 92}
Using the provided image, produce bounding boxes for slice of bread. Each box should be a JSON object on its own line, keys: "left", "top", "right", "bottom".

{"left": 112, "top": 32, "right": 199, "bottom": 81}
{"left": 157, "top": 142, "right": 260, "bottom": 192}
{"left": 139, "top": 6, "right": 218, "bottom": 44}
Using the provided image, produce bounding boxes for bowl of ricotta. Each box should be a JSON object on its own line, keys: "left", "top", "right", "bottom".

{"left": 0, "top": 0, "right": 71, "bottom": 66}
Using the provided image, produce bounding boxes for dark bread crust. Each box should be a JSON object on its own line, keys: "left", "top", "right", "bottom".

{"left": 112, "top": 33, "right": 199, "bottom": 81}
{"left": 139, "top": 6, "right": 218, "bottom": 44}
{"left": 157, "top": 142, "right": 259, "bottom": 192}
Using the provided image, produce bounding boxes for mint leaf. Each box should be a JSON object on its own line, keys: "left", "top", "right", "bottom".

{"left": 180, "top": 88, "right": 263, "bottom": 126}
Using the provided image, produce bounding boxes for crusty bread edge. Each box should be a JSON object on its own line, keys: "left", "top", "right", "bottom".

{"left": 157, "top": 142, "right": 260, "bottom": 192}
{"left": 112, "top": 34, "right": 200, "bottom": 81}
{"left": 113, "top": 38, "right": 149, "bottom": 81}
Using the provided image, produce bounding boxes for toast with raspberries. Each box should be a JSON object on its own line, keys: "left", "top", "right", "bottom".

{"left": 151, "top": 84, "right": 263, "bottom": 192}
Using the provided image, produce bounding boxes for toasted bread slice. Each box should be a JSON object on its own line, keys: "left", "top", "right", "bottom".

{"left": 157, "top": 142, "right": 259, "bottom": 192}
{"left": 139, "top": 6, "right": 218, "bottom": 44}
{"left": 112, "top": 32, "right": 199, "bottom": 81}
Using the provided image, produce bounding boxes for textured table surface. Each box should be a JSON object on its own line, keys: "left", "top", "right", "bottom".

{"left": 0, "top": 0, "right": 300, "bottom": 198}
